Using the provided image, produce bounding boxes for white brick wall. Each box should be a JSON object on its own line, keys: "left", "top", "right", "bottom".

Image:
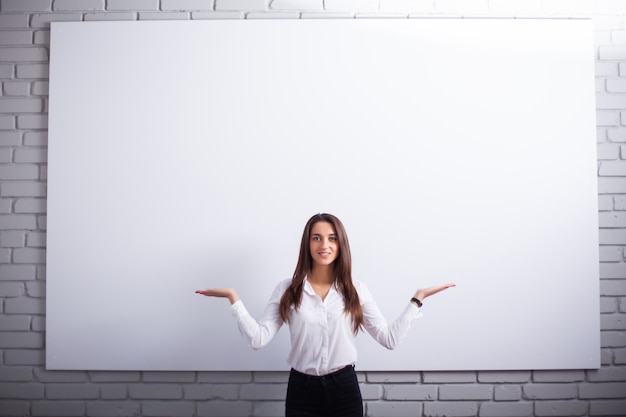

{"left": 0, "top": 0, "right": 624, "bottom": 416}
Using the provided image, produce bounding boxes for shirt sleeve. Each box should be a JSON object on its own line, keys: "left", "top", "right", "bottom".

{"left": 229, "top": 281, "right": 287, "bottom": 350}
{"left": 357, "top": 281, "right": 423, "bottom": 350}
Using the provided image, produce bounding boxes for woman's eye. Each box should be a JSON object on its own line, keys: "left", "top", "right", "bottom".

{"left": 329, "top": 237, "right": 337, "bottom": 241}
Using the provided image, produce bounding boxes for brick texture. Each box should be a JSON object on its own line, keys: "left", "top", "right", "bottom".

{"left": 0, "top": 1, "right": 624, "bottom": 417}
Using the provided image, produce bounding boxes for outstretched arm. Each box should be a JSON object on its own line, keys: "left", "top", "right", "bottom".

{"left": 413, "top": 283, "right": 456, "bottom": 305}
{"left": 195, "top": 288, "right": 240, "bottom": 305}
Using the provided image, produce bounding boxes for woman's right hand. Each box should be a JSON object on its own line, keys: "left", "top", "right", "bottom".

{"left": 195, "top": 288, "right": 240, "bottom": 305}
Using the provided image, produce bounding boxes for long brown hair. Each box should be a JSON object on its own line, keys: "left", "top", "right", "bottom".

{"left": 279, "top": 213, "right": 364, "bottom": 334}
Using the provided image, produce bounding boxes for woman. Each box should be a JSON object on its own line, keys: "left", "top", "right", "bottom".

{"left": 196, "top": 213, "right": 454, "bottom": 417}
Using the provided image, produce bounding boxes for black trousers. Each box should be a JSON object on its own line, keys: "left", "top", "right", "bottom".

{"left": 285, "top": 365, "right": 363, "bottom": 417}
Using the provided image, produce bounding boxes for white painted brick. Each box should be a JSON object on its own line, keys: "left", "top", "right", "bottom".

{"left": 602, "top": 313, "right": 626, "bottom": 330}
{"left": 33, "top": 30, "right": 49, "bottom": 45}
{"left": 598, "top": 177, "right": 626, "bottom": 193}
{"left": 31, "top": 401, "right": 85, "bottom": 416}
{"left": 616, "top": 195, "right": 626, "bottom": 210}
{"left": 600, "top": 261, "right": 626, "bottom": 278}
{"left": 598, "top": 110, "right": 621, "bottom": 126}
{"left": 480, "top": 402, "right": 533, "bottom": 417}
{"left": 601, "top": 295, "right": 618, "bottom": 312}
{"left": 0, "top": 14, "right": 30, "bottom": 29}
{"left": 30, "top": 13, "right": 83, "bottom": 28}
{"left": 14, "top": 148, "right": 47, "bottom": 163}
{"left": 84, "top": 12, "right": 137, "bottom": 21}
{"left": 0, "top": 98, "right": 42, "bottom": 113}
{"left": 0, "top": 281, "right": 25, "bottom": 296}
{"left": 523, "top": 383, "right": 577, "bottom": 399}
{"left": 215, "top": 0, "right": 267, "bottom": 10}
{"left": 478, "top": 371, "right": 530, "bottom": 383}
{"left": 596, "top": 62, "right": 619, "bottom": 77}
{"left": 26, "top": 231, "right": 46, "bottom": 247}
{"left": 270, "top": 0, "right": 323, "bottom": 11}
{"left": 366, "top": 401, "right": 423, "bottom": 417}
{"left": 107, "top": 0, "right": 159, "bottom": 10}
{"left": 0, "top": 332, "right": 43, "bottom": 348}
{"left": 384, "top": 384, "right": 436, "bottom": 400}
{"left": 600, "top": 160, "right": 626, "bottom": 176}
{"left": 0, "top": 131, "right": 21, "bottom": 146}
{"left": 597, "top": 93, "right": 626, "bottom": 110}
{"left": 607, "top": 79, "right": 626, "bottom": 93}
{"left": 25, "top": 281, "right": 45, "bottom": 297}
{"left": 0, "top": 401, "right": 29, "bottom": 416}
{"left": 1, "top": 230, "right": 25, "bottom": 247}
{"left": 16, "top": 64, "right": 49, "bottom": 79}
{"left": 197, "top": 371, "right": 252, "bottom": 383}
{"left": 5, "top": 297, "right": 44, "bottom": 314}
{"left": 423, "top": 401, "right": 478, "bottom": 417}
{"left": 615, "top": 347, "right": 626, "bottom": 364}
{"left": 0, "top": 214, "right": 38, "bottom": 230}
{"left": 0, "top": 264, "right": 36, "bottom": 280}
{"left": 24, "top": 132, "right": 47, "bottom": 146}
{"left": 197, "top": 400, "right": 253, "bottom": 417}
{"left": 31, "top": 81, "right": 48, "bottom": 96}
{"left": 33, "top": 368, "right": 87, "bottom": 383}
{"left": 580, "top": 381, "right": 626, "bottom": 398}
{"left": 423, "top": 371, "right": 476, "bottom": 383}
{"left": 254, "top": 401, "right": 285, "bottom": 417}
{"left": 359, "top": 383, "right": 382, "bottom": 400}
{"left": 13, "top": 247, "right": 46, "bottom": 263}
{"left": 0, "top": 148, "right": 11, "bottom": 163}
{"left": 600, "top": 46, "right": 626, "bottom": 60}
{"left": 608, "top": 128, "right": 626, "bottom": 142}
{"left": 0, "top": 165, "right": 39, "bottom": 180}
{"left": 588, "top": 365, "right": 626, "bottom": 382}
{"left": 600, "top": 246, "right": 625, "bottom": 261}
{"left": 16, "top": 114, "right": 48, "bottom": 129}
{"left": 435, "top": 0, "right": 489, "bottom": 13}
{"left": 183, "top": 383, "right": 239, "bottom": 400}
{"left": 535, "top": 400, "right": 588, "bottom": 416}
{"left": 46, "top": 383, "right": 99, "bottom": 399}
{"left": 300, "top": 11, "right": 355, "bottom": 18}
{"left": 129, "top": 384, "right": 182, "bottom": 399}
{"left": 1, "top": 181, "right": 47, "bottom": 197}
{"left": 0, "top": 47, "right": 47, "bottom": 63}
{"left": 0, "top": 63, "right": 14, "bottom": 77}
{"left": 90, "top": 371, "right": 141, "bottom": 382}
{"left": 246, "top": 11, "right": 300, "bottom": 18}
{"left": 3, "top": 81, "right": 31, "bottom": 96}
{"left": 37, "top": 214, "right": 46, "bottom": 230}
{"left": 85, "top": 402, "right": 141, "bottom": 417}
{"left": 1, "top": 0, "right": 51, "bottom": 12}
{"left": 0, "top": 198, "right": 12, "bottom": 213}
{"left": 100, "top": 384, "right": 127, "bottom": 399}
{"left": 0, "top": 315, "right": 30, "bottom": 331}
{"left": 142, "top": 401, "right": 195, "bottom": 416}
{"left": 139, "top": 12, "right": 190, "bottom": 20}
{"left": 0, "top": 31, "right": 33, "bottom": 46}
{"left": 53, "top": 0, "right": 104, "bottom": 11}
{"left": 592, "top": 400, "right": 626, "bottom": 416}
{"left": 0, "top": 247, "right": 11, "bottom": 262}
{"left": 494, "top": 384, "right": 521, "bottom": 400}
{"left": 0, "top": 365, "right": 33, "bottom": 382}
{"left": 192, "top": 11, "right": 246, "bottom": 19}
{"left": 380, "top": 0, "right": 433, "bottom": 12}
{"left": 0, "top": 115, "right": 15, "bottom": 129}
{"left": 161, "top": 0, "right": 214, "bottom": 11}
{"left": 598, "top": 143, "right": 620, "bottom": 159}
{"left": 324, "top": 0, "right": 378, "bottom": 12}
{"left": 240, "top": 383, "right": 287, "bottom": 400}
{"left": 143, "top": 371, "right": 196, "bottom": 382}
{"left": 600, "top": 228, "right": 626, "bottom": 245}
{"left": 4, "top": 349, "right": 45, "bottom": 366}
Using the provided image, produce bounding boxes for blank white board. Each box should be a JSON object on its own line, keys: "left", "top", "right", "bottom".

{"left": 47, "top": 18, "right": 599, "bottom": 371}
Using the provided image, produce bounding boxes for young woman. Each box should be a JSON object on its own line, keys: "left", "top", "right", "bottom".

{"left": 196, "top": 213, "right": 454, "bottom": 417}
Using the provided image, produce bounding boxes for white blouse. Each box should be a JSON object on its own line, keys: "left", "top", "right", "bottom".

{"left": 230, "top": 278, "right": 422, "bottom": 376}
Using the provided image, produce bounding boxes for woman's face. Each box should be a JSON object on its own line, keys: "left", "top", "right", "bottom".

{"left": 309, "top": 221, "right": 339, "bottom": 267}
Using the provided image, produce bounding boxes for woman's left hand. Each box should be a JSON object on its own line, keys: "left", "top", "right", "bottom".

{"left": 414, "top": 283, "right": 456, "bottom": 302}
